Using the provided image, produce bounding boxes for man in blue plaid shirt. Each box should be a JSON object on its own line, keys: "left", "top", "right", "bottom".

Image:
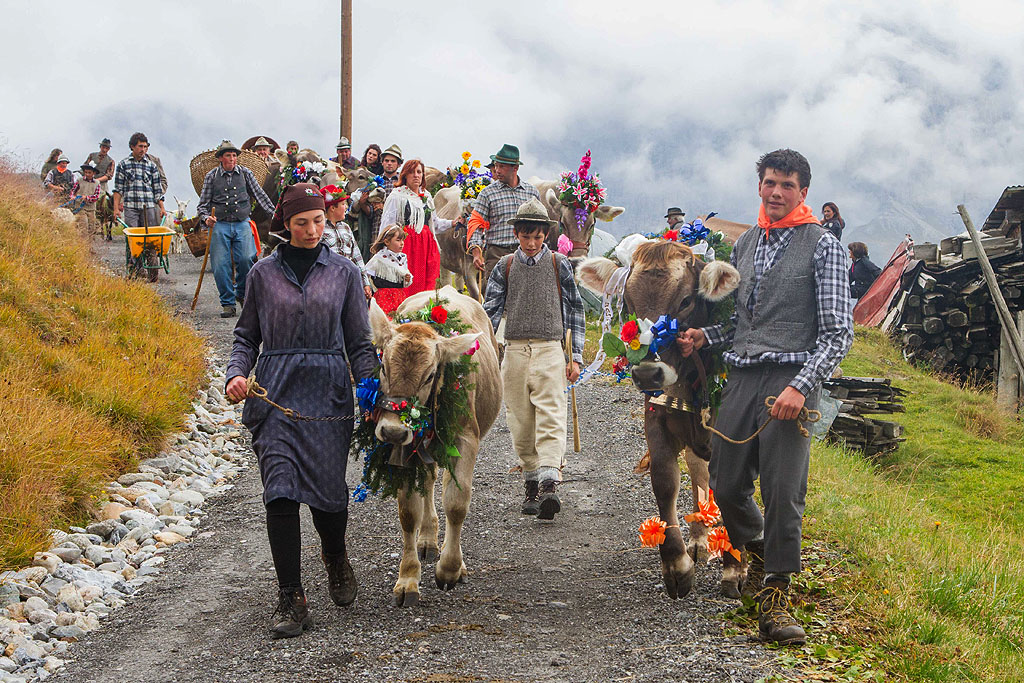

{"left": 112, "top": 132, "right": 165, "bottom": 228}
{"left": 678, "top": 149, "right": 853, "bottom": 647}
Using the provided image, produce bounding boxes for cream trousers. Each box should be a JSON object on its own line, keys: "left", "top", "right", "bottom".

{"left": 501, "top": 339, "right": 567, "bottom": 474}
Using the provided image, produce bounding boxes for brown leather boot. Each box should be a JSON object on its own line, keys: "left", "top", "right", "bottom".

{"left": 755, "top": 579, "right": 806, "bottom": 646}
{"left": 537, "top": 480, "right": 561, "bottom": 520}
{"left": 270, "top": 588, "right": 312, "bottom": 639}
{"left": 521, "top": 480, "right": 540, "bottom": 515}
{"left": 322, "top": 551, "right": 357, "bottom": 606}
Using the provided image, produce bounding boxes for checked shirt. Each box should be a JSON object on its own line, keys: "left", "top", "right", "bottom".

{"left": 468, "top": 179, "right": 539, "bottom": 251}
{"left": 701, "top": 225, "right": 853, "bottom": 396}
{"left": 113, "top": 155, "right": 164, "bottom": 209}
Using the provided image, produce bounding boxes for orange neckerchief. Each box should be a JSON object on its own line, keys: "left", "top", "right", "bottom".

{"left": 757, "top": 202, "right": 820, "bottom": 239}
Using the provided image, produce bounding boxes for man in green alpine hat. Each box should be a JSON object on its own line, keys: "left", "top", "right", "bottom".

{"left": 468, "top": 144, "right": 540, "bottom": 283}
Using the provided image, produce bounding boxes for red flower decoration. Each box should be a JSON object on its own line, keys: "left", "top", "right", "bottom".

{"left": 612, "top": 356, "right": 629, "bottom": 373}
{"left": 431, "top": 305, "right": 449, "bottom": 325}
{"left": 620, "top": 319, "right": 639, "bottom": 343}
{"left": 663, "top": 229, "right": 679, "bottom": 241}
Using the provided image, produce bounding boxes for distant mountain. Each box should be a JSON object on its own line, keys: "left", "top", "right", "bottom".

{"left": 846, "top": 198, "right": 961, "bottom": 262}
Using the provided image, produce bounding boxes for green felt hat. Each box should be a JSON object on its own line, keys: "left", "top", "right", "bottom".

{"left": 489, "top": 143, "right": 523, "bottom": 166}
{"left": 214, "top": 140, "right": 242, "bottom": 158}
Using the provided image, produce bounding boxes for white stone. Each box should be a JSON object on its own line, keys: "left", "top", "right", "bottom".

{"left": 27, "top": 608, "right": 57, "bottom": 624}
{"left": 23, "top": 597, "right": 48, "bottom": 614}
{"left": 168, "top": 490, "right": 204, "bottom": 507}
{"left": 55, "top": 585, "right": 84, "bottom": 613}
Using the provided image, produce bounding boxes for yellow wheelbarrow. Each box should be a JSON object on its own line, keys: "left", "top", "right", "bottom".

{"left": 121, "top": 219, "right": 174, "bottom": 282}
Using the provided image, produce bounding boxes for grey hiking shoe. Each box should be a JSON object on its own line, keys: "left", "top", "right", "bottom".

{"left": 220, "top": 305, "right": 237, "bottom": 318}
{"left": 322, "top": 551, "right": 357, "bottom": 606}
{"left": 521, "top": 480, "right": 540, "bottom": 515}
{"left": 270, "top": 588, "right": 312, "bottom": 639}
{"left": 537, "top": 480, "right": 561, "bottom": 520}
{"left": 755, "top": 580, "right": 806, "bottom": 646}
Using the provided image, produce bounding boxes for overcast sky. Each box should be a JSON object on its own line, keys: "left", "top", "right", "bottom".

{"left": 3, "top": 0, "right": 1022, "bottom": 253}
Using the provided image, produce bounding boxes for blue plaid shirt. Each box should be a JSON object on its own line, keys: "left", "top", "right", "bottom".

{"left": 701, "top": 226, "right": 853, "bottom": 396}
{"left": 113, "top": 155, "right": 164, "bottom": 209}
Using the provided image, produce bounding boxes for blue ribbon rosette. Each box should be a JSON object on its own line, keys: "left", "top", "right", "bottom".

{"left": 647, "top": 315, "right": 679, "bottom": 356}
{"left": 678, "top": 219, "right": 710, "bottom": 246}
{"left": 356, "top": 377, "right": 381, "bottom": 413}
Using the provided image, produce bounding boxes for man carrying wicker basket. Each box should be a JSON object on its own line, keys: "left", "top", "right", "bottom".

{"left": 198, "top": 140, "right": 277, "bottom": 318}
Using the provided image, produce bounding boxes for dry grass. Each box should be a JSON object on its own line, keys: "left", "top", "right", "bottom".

{"left": 0, "top": 165, "right": 206, "bottom": 568}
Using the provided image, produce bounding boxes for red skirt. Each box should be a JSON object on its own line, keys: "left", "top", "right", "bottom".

{"left": 373, "top": 225, "right": 440, "bottom": 314}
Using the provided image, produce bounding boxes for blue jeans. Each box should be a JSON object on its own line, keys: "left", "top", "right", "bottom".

{"left": 210, "top": 220, "right": 257, "bottom": 306}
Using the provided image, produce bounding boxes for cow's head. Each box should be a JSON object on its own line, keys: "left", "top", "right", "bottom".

{"left": 342, "top": 166, "right": 375, "bottom": 196}
{"left": 578, "top": 242, "right": 739, "bottom": 394}
{"left": 543, "top": 187, "right": 625, "bottom": 250}
{"left": 368, "top": 300, "right": 481, "bottom": 445}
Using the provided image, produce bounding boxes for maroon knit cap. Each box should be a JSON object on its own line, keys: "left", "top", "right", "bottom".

{"left": 270, "top": 183, "right": 326, "bottom": 236}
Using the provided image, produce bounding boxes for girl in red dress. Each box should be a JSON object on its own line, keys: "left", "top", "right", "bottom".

{"left": 366, "top": 225, "right": 413, "bottom": 314}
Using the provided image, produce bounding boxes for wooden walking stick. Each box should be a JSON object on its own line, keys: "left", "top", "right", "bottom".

{"left": 566, "top": 330, "right": 581, "bottom": 452}
{"left": 191, "top": 208, "right": 213, "bottom": 311}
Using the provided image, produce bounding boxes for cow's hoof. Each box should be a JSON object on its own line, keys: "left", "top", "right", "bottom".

{"left": 435, "top": 575, "right": 459, "bottom": 591}
{"left": 392, "top": 589, "right": 420, "bottom": 607}
{"left": 720, "top": 578, "right": 743, "bottom": 599}
{"left": 418, "top": 545, "right": 440, "bottom": 563}
{"left": 663, "top": 564, "right": 696, "bottom": 599}
{"left": 687, "top": 541, "right": 709, "bottom": 563}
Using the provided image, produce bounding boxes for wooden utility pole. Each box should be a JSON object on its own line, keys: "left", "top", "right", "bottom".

{"left": 340, "top": 0, "right": 352, "bottom": 140}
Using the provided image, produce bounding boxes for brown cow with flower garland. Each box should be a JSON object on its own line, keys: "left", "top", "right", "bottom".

{"left": 579, "top": 241, "right": 740, "bottom": 598}
{"left": 361, "top": 286, "right": 502, "bottom": 606}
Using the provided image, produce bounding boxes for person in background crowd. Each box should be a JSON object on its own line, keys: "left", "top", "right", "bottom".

{"left": 378, "top": 144, "right": 402, "bottom": 196}
{"left": 197, "top": 140, "right": 277, "bottom": 318}
{"left": 365, "top": 224, "right": 413, "bottom": 313}
{"left": 467, "top": 143, "right": 540, "bottom": 283}
{"left": 286, "top": 140, "right": 299, "bottom": 166}
{"left": 332, "top": 138, "right": 357, "bottom": 171}
{"left": 821, "top": 202, "right": 844, "bottom": 241}
{"left": 348, "top": 184, "right": 386, "bottom": 262}
{"left": 253, "top": 137, "right": 274, "bottom": 166}
{"left": 74, "top": 162, "right": 101, "bottom": 234}
{"left": 225, "top": 182, "right": 378, "bottom": 640}
{"left": 665, "top": 207, "right": 686, "bottom": 229}
{"left": 40, "top": 148, "right": 63, "bottom": 184}
{"left": 146, "top": 152, "right": 168, "bottom": 194}
{"left": 113, "top": 132, "right": 165, "bottom": 231}
{"left": 378, "top": 158, "right": 463, "bottom": 307}
{"left": 848, "top": 241, "right": 881, "bottom": 300}
{"left": 320, "top": 184, "right": 371, "bottom": 298}
{"left": 84, "top": 138, "right": 115, "bottom": 194}
{"left": 44, "top": 155, "right": 74, "bottom": 201}
{"left": 360, "top": 144, "right": 383, "bottom": 175}
{"left": 678, "top": 149, "right": 853, "bottom": 647}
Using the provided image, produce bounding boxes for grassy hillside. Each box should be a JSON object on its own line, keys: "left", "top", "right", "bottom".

{"left": 0, "top": 169, "right": 206, "bottom": 568}
{"left": 787, "top": 327, "right": 1024, "bottom": 681}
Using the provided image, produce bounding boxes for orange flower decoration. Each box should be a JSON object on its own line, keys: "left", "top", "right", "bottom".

{"left": 683, "top": 489, "right": 722, "bottom": 527}
{"left": 638, "top": 516, "right": 668, "bottom": 548}
{"left": 707, "top": 526, "right": 741, "bottom": 562}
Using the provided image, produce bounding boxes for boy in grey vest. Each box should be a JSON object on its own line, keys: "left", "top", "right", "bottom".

{"left": 678, "top": 149, "right": 853, "bottom": 645}
{"left": 483, "top": 198, "right": 585, "bottom": 521}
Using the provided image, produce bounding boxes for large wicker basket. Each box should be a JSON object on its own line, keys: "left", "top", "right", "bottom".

{"left": 178, "top": 216, "right": 209, "bottom": 258}
{"left": 189, "top": 148, "right": 269, "bottom": 195}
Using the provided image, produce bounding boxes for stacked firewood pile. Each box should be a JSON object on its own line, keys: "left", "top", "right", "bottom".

{"left": 885, "top": 195, "right": 1024, "bottom": 378}
{"left": 823, "top": 377, "right": 907, "bottom": 456}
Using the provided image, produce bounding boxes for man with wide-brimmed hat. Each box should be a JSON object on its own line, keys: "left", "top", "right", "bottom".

{"left": 483, "top": 196, "right": 584, "bottom": 520}
{"left": 253, "top": 136, "right": 274, "bottom": 165}
{"left": 468, "top": 143, "right": 540, "bottom": 283}
{"left": 665, "top": 207, "right": 686, "bottom": 229}
{"left": 197, "top": 140, "right": 277, "bottom": 318}
{"left": 74, "top": 162, "right": 102, "bottom": 234}
{"left": 379, "top": 144, "right": 403, "bottom": 196}
{"left": 84, "top": 138, "right": 115, "bottom": 194}
{"left": 43, "top": 154, "right": 75, "bottom": 201}
{"left": 332, "top": 137, "right": 357, "bottom": 171}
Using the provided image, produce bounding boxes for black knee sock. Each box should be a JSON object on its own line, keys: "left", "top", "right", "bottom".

{"left": 310, "top": 507, "right": 348, "bottom": 557}
{"left": 265, "top": 498, "right": 302, "bottom": 591}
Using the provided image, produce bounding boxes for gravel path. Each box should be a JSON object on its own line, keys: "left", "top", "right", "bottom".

{"left": 54, "top": 240, "right": 780, "bottom": 682}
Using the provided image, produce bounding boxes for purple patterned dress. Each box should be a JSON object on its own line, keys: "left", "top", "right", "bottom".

{"left": 227, "top": 247, "right": 378, "bottom": 511}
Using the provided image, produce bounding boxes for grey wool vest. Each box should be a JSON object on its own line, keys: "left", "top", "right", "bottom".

{"left": 502, "top": 253, "right": 564, "bottom": 342}
{"left": 732, "top": 224, "right": 824, "bottom": 357}
{"left": 208, "top": 168, "right": 252, "bottom": 222}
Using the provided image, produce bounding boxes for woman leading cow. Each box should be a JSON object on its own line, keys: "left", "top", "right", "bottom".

{"left": 225, "top": 183, "right": 378, "bottom": 639}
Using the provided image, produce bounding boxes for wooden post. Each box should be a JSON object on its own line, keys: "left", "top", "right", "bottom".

{"left": 957, "top": 205, "right": 1024, "bottom": 407}
{"left": 565, "top": 330, "right": 581, "bottom": 453}
{"left": 997, "top": 311, "right": 1023, "bottom": 411}
{"left": 340, "top": 0, "right": 352, "bottom": 140}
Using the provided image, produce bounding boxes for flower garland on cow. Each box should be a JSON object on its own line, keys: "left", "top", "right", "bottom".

{"left": 440, "top": 151, "right": 492, "bottom": 200}
{"left": 638, "top": 489, "right": 740, "bottom": 562}
{"left": 558, "top": 150, "right": 606, "bottom": 232}
{"left": 350, "top": 298, "right": 479, "bottom": 500}
{"left": 278, "top": 160, "right": 327, "bottom": 193}
{"left": 645, "top": 214, "right": 727, "bottom": 262}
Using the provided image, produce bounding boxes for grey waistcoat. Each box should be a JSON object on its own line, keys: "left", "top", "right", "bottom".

{"left": 503, "top": 253, "right": 564, "bottom": 342}
{"left": 209, "top": 168, "right": 251, "bottom": 222}
{"left": 732, "top": 224, "right": 823, "bottom": 357}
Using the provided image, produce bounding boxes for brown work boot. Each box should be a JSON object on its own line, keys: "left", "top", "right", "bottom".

{"left": 521, "top": 480, "right": 540, "bottom": 515}
{"left": 745, "top": 538, "right": 766, "bottom": 592}
{"left": 322, "top": 551, "right": 357, "bottom": 606}
{"left": 755, "top": 580, "right": 806, "bottom": 646}
{"left": 537, "top": 480, "right": 561, "bottom": 520}
{"left": 270, "top": 588, "right": 312, "bottom": 639}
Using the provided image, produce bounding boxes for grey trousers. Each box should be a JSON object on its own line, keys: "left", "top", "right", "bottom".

{"left": 123, "top": 206, "right": 161, "bottom": 228}
{"left": 709, "top": 364, "right": 820, "bottom": 574}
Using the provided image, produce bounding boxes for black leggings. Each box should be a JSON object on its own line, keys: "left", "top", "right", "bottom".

{"left": 265, "top": 498, "right": 348, "bottom": 591}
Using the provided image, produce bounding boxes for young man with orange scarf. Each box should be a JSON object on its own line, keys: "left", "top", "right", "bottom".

{"left": 677, "top": 149, "right": 853, "bottom": 645}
